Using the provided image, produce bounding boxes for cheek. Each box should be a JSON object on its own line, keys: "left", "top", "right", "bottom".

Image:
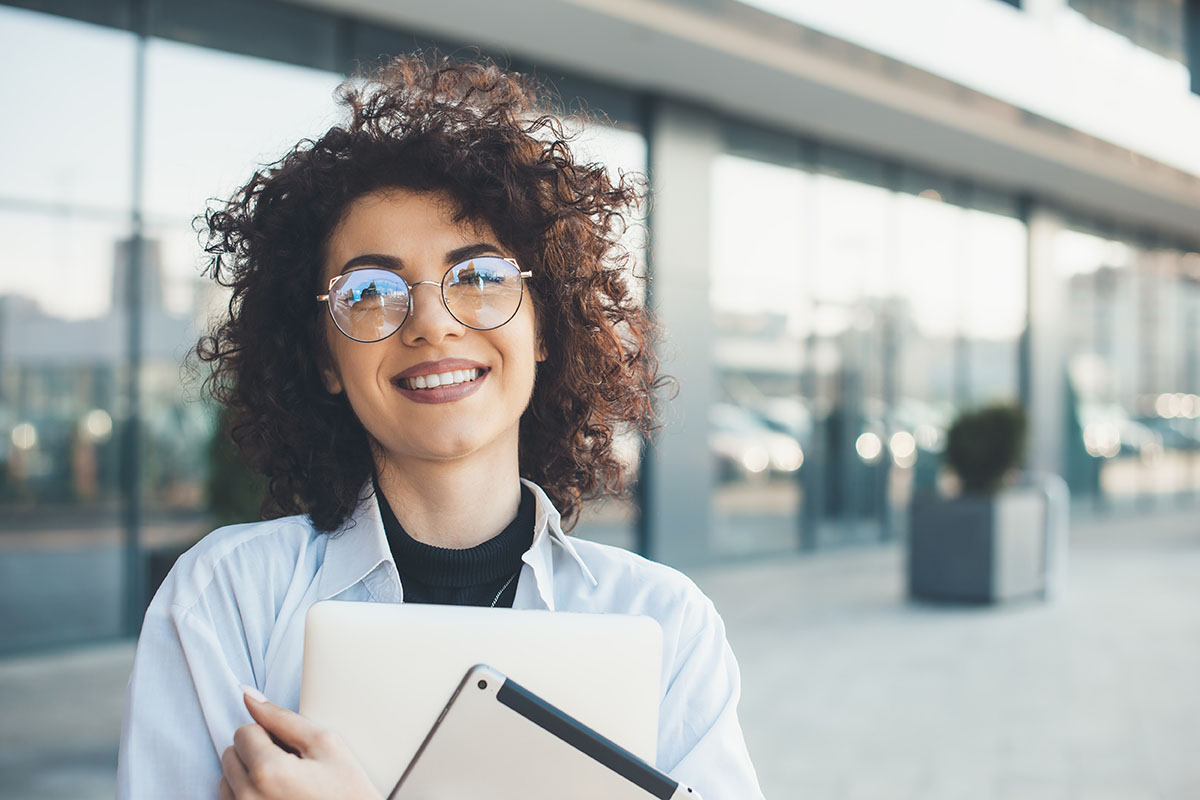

{"left": 509, "top": 314, "right": 540, "bottom": 371}
{"left": 326, "top": 339, "right": 385, "bottom": 399}
{"left": 510, "top": 326, "right": 541, "bottom": 405}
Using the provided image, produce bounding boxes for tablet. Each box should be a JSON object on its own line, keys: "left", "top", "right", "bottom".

{"left": 300, "top": 601, "right": 663, "bottom": 795}
{"left": 389, "top": 665, "right": 694, "bottom": 800}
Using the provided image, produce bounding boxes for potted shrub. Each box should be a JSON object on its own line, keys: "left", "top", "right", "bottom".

{"left": 907, "top": 403, "right": 1047, "bottom": 603}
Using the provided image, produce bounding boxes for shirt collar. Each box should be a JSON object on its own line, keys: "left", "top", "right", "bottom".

{"left": 317, "top": 479, "right": 597, "bottom": 603}
{"left": 519, "top": 479, "right": 598, "bottom": 611}
{"left": 318, "top": 485, "right": 392, "bottom": 601}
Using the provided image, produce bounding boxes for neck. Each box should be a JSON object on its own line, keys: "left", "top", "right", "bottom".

{"left": 373, "top": 447, "right": 523, "bottom": 550}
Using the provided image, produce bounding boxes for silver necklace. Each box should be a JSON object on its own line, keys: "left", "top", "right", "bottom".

{"left": 490, "top": 568, "right": 521, "bottom": 608}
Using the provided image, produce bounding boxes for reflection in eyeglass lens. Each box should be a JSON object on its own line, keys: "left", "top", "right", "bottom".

{"left": 444, "top": 259, "right": 522, "bottom": 328}
{"left": 333, "top": 271, "right": 409, "bottom": 341}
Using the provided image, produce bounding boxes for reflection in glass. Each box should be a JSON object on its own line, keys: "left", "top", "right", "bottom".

{"left": 0, "top": 212, "right": 131, "bottom": 651}
{"left": 711, "top": 151, "right": 1031, "bottom": 552}
{"left": 0, "top": 215, "right": 139, "bottom": 504}
{"left": 963, "top": 207, "right": 1025, "bottom": 406}
{"left": 809, "top": 167, "right": 893, "bottom": 545}
{"left": 144, "top": 39, "right": 343, "bottom": 222}
{"left": 0, "top": 8, "right": 143, "bottom": 652}
{"left": 710, "top": 154, "right": 807, "bottom": 556}
{"left": 891, "top": 181, "right": 1027, "bottom": 520}
{"left": 1055, "top": 228, "right": 1200, "bottom": 507}
{"left": 0, "top": 7, "right": 136, "bottom": 212}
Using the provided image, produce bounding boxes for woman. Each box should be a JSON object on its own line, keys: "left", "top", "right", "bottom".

{"left": 117, "top": 56, "right": 764, "bottom": 800}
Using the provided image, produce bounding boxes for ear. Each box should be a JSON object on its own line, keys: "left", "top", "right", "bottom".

{"left": 317, "top": 351, "right": 344, "bottom": 394}
{"left": 321, "top": 367, "right": 344, "bottom": 395}
{"left": 534, "top": 309, "right": 550, "bottom": 362}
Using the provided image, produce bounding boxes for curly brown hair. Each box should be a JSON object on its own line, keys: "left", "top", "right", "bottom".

{"left": 196, "top": 54, "right": 666, "bottom": 533}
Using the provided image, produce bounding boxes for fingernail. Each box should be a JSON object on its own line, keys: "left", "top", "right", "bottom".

{"left": 240, "top": 684, "right": 269, "bottom": 704}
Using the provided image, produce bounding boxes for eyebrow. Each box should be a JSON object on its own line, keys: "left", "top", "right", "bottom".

{"left": 338, "top": 242, "right": 505, "bottom": 273}
{"left": 446, "top": 242, "right": 505, "bottom": 264}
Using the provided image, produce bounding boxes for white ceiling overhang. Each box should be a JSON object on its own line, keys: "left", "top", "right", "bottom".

{"left": 282, "top": 0, "right": 1200, "bottom": 241}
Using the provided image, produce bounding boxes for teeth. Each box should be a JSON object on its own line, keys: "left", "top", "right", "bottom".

{"left": 400, "top": 368, "right": 482, "bottom": 390}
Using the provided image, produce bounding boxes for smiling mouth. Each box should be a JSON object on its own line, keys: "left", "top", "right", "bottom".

{"left": 395, "top": 367, "right": 487, "bottom": 391}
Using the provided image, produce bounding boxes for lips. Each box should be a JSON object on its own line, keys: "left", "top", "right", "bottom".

{"left": 391, "top": 358, "right": 490, "bottom": 405}
{"left": 393, "top": 358, "right": 489, "bottom": 382}
{"left": 396, "top": 368, "right": 483, "bottom": 391}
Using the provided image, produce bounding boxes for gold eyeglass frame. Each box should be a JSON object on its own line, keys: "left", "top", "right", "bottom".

{"left": 316, "top": 256, "right": 532, "bottom": 342}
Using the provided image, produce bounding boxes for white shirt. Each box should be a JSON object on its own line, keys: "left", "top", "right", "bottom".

{"left": 117, "top": 479, "right": 764, "bottom": 799}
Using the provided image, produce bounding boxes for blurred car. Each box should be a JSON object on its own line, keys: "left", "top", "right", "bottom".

{"left": 709, "top": 403, "right": 804, "bottom": 481}
{"left": 1079, "top": 403, "right": 1163, "bottom": 459}
{"left": 756, "top": 397, "right": 814, "bottom": 445}
{"left": 1134, "top": 415, "right": 1200, "bottom": 452}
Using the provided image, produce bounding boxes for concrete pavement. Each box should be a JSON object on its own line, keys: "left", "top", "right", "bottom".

{"left": 1, "top": 506, "right": 1197, "bottom": 799}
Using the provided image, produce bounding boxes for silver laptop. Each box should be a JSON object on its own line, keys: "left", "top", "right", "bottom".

{"left": 390, "top": 664, "right": 694, "bottom": 800}
{"left": 300, "top": 601, "right": 663, "bottom": 796}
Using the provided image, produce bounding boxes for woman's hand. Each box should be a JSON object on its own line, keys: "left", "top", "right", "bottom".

{"left": 219, "top": 686, "right": 384, "bottom": 800}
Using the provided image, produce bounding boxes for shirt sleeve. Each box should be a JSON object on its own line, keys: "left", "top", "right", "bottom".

{"left": 117, "top": 569, "right": 260, "bottom": 799}
{"left": 657, "top": 594, "right": 766, "bottom": 800}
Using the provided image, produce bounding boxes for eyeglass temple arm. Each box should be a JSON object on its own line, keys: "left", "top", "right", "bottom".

{"left": 315, "top": 274, "right": 341, "bottom": 302}
{"left": 503, "top": 257, "right": 533, "bottom": 278}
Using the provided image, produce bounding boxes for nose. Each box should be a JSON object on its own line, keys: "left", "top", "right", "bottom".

{"left": 399, "top": 280, "right": 464, "bottom": 346}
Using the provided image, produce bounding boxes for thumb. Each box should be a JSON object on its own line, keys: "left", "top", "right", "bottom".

{"left": 240, "top": 685, "right": 324, "bottom": 757}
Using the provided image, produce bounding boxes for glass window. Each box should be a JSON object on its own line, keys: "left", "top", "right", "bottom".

{"left": 962, "top": 205, "right": 1026, "bottom": 406}
{"left": 0, "top": 7, "right": 137, "bottom": 652}
{"left": 1068, "top": 0, "right": 1185, "bottom": 64}
{"left": 809, "top": 158, "right": 893, "bottom": 546}
{"left": 1128, "top": 248, "right": 1200, "bottom": 501}
{"left": 895, "top": 178, "right": 963, "bottom": 402}
{"left": 892, "top": 176, "right": 1027, "bottom": 515}
{"left": 0, "top": 7, "right": 136, "bottom": 212}
{"left": 144, "top": 39, "right": 344, "bottom": 223}
{"left": 710, "top": 152, "right": 808, "bottom": 557}
{"left": 150, "top": 0, "right": 341, "bottom": 72}
{"left": 0, "top": 210, "right": 130, "bottom": 652}
{"left": 1181, "top": 267, "right": 1200, "bottom": 495}
{"left": 1055, "top": 226, "right": 1149, "bottom": 508}
{"left": 892, "top": 179, "right": 962, "bottom": 510}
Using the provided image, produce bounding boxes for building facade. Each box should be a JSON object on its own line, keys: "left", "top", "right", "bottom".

{"left": 1, "top": 0, "right": 1198, "bottom": 653}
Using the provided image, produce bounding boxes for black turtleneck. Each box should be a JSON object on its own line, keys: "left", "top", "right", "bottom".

{"left": 374, "top": 481, "right": 535, "bottom": 608}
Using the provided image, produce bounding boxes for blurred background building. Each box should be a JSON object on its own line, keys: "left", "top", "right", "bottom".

{"left": 1, "top": 0, "right": 1199, "bottom": 654}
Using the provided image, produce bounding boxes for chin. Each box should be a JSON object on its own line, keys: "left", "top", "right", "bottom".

{"left": 369, "top": 415, "right": 519, "bottom": 468}
{"left": 393, "top": 432, "right": 489, "bottom": 463}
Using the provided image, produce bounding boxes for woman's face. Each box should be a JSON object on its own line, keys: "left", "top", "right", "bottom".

{"left": 319, "top": 189, "right": 541, "bottom": 471}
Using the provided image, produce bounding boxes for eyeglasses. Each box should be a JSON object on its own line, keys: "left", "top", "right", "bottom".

{"left": 317, "top": 256, "right": 532, "bottom": 343}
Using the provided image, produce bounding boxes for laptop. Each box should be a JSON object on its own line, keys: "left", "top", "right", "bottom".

{"left": 390, "top": 664, "right": 694, "bottom": 800}
{"left": 299, "top": 601, "right": 663, "bottom": 796}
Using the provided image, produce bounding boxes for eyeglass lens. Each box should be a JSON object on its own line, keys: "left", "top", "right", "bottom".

{"left": 326, "top": 256, "right": 525, "bottom": 342}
